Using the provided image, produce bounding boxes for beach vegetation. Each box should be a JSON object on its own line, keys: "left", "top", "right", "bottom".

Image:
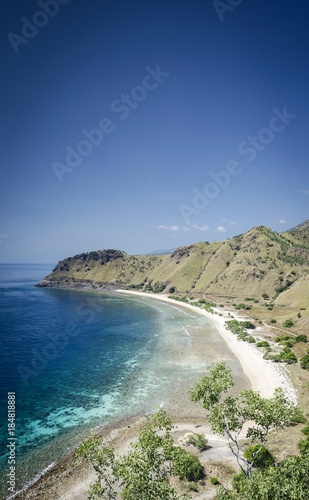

{"left": 237, "top": 332, "right": 248, "bottom": 341}
{"left": 246, "top": 336, "right": 256, "bottom": 343}
{"left": 189, "top": 362, "right": 297, "bottom": 479}
{"left": 290, "top": 411, "right": 307, "bottom": 424}
{"left": 240, "top": 321, "right": 255, "bottom": 329}
{"left": 171, "top": 447, "right": 203, "bottom": 481}
{"left": 300, "top": 354, "right": 309, "bottom": 370}
{"left": 280, "top": 348, "right": 297, "bottom": 364}
{"left": 188, "top": 482, "right": 198, "bottom": 491}
{"left": 219, "top": 452, "right": 309, "bottom": 499}
{"left": 256, "top": 341, "right": 270, "bottom": 348}
{"left": 185, "top": 433, "right": 208, "bottom": 451}
{"left": 284, "top": 319, "right": 294, "bottom": 328}
{"left": 243, "top": 445, "right": 275, "bottom": 469}
{"left": 298, "top": 439, "right": 309, "bottom": 454}
{"left": 295, "top": 334, "right": 307, "bottom": 343}
{"left": 210, "top": 476, "right": 220, "bottom": 485}
{"left": 75, "top": 409, "right": 195, "bottom": 499}
{"left": 301, "top": 425, "right": 309, "bottom": 437}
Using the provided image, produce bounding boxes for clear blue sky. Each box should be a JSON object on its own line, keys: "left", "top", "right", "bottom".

{"left": 0, "top": 0, "right": 308, "bottom": 263}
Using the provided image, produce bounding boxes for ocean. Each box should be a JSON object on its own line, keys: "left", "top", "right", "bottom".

{"left": 0, "top": 264, "right": 249, "bottom": 498}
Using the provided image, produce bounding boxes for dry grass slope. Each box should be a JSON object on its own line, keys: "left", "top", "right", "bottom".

{"left": 37, "top": 222, "right": 309, "bottom": 329}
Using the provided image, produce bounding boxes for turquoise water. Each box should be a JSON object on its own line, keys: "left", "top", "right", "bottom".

{"left": 0, "top": 264, "right": 249, "bottom": 498}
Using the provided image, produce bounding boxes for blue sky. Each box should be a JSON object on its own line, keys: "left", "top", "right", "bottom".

{"left": 0, "top": 0, "right": 308, "bottom": 263}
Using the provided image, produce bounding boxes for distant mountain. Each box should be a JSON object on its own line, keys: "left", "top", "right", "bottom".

{"left": 147, "top": 248, "right": 177, "bottom": 255}
{"left": 286, "top": 219, "right": 309, "bottom": 233}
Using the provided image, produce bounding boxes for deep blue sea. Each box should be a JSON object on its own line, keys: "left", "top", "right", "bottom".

{"left": 0, "top": 264, "right": 249, "bottom": 498}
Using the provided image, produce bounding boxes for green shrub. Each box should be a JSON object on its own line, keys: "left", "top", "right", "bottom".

{"left": 198, "top": 299, "right": 206, "bottom": 303}
{"left": 301, "top": 426, "right": 309, "bottom": 437}
{"left": 275, "top": 334, "right": 292, "bottom": 343}
{"left": 240, "top": 321, "right": 256, "bottom": 329}
{"left": 246, "top": 336, "right": 256, "bottom": 343}
{"left": 244, "top": 445, "right": 275, "bottom": 469}
{"left": 284, "top": 319, "right": 294, "bottom": 328}
{"left": 210, "top": 476, "right": 220, "bottom": 485}
{"left": 188, "top": 482, "right": 198, "bottom": 491}
{"left": 290, "top": 411, "right": 307, "bottom": 424}
{"left": 280, "top": 349, "right": 297, "bottom": 364}
{"left": 169, "top": 287, "right": 175, "bottom": 294}
{"left": 227, "top": 453, "right": 309, "bottom": 498}
{"left": 256, "top": 341, "right": 270, "bottom": 348}
{"left": 270, "top": 319, "right": 277, "bottom": 323}
{"left": 237, "top": 332, "right": 248, "bottom": 341}
{"left": 186, "top": 433, "right": 208, "bottom": 451}
{"left": 171, "top": 448, "right": 203, "bottom": 481}
{"left": 296, "top": 334, "right": 307, "bottom": 343}
{"left": 300, "top": 355, "right": 309, "bottom": 370}
{"left": 231, "top": 472, "right": 246, "bottom": 492}
{"left": 262, "top": 293, "right": 269, "bottom": 299}
{"left": 298, "top": 439, "right": 309, "bottom": 454}
{"left": 281, "top": 340, "right": 295, "bottom": 348}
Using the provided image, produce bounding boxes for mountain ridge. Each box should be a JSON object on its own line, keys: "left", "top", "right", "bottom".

{"left": 37, "top": 222, "right": 308, "bottom": 319}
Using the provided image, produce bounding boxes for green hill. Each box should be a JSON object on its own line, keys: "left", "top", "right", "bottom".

{"left": 38, "top": 224, "right": 308, "bottom": 294}
{"left": 37, "top": 223, "right": 309, "bottom": 330}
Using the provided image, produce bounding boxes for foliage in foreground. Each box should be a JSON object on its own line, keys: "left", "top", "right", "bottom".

{"left": 75, "top": 409, "right": 196, "bottom": 499}
{"left": 217, "top": 451, "right": 309, "bottom": 499}
{"left": 189, "top": 362, "right": 297, "bottom": 478}
{"left": 243, "top": 446, "right": 275, "bottom": 469}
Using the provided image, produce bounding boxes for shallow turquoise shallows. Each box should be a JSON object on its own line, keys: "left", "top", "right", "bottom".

{"left": 0, "top": 264, "right": 249, "bottom": 498}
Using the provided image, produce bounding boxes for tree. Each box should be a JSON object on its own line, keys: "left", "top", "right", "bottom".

{"left": 217, "top": 452, "right": 309, "bottom": 499}
{"left": 300, "top": 354, "right": 309, "bottom": 370}
{"left": 295, "top": 334, "right": 307, "bottom": 343}
{"left": 243, "top": 445, "right": 275, "bottom": 469}
{"left": 284, "top": 319, "right": 294, "bottom": 328}
{"left": 280, "top": 348, "right": 297, "bottom": 364}
{"left": 75, "top": 409, "right": 190, "bottom": 499}
{"left": 189, "top": 362, "right": 297, "bottom": 478}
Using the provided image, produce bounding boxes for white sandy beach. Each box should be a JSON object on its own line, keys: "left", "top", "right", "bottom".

{"left": 15, "top": 288, "right": 299, "bottom": 500}
{"left": 115, "top": 290, "right": 297, "bottom": 404}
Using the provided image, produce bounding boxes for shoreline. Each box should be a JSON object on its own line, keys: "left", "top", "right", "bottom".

{"left": 115, "top": 289, "right": 297, "bottom": 403}
{"left": 12, "top": 287, "right": 297, "bottom": 499}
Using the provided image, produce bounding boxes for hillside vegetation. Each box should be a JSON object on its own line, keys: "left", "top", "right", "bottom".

{"left": 37, "top": 222, "right": 309, "bottom": 330}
